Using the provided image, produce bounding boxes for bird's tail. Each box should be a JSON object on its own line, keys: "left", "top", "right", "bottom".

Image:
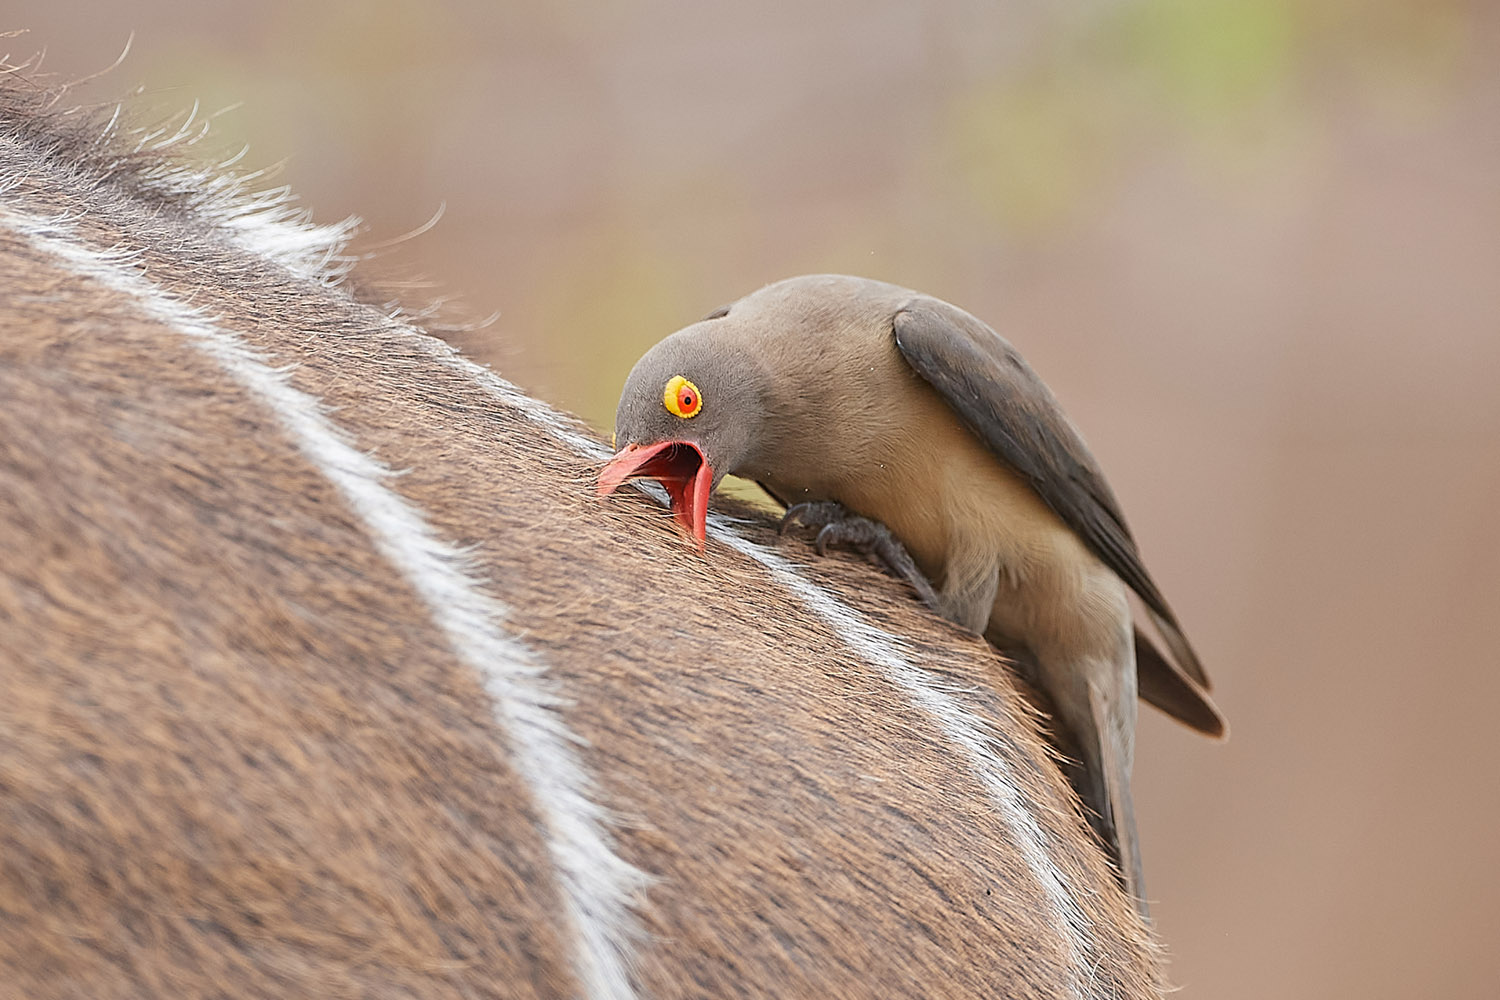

{"left": 1082, "top": 680, "right": 1149, "bottom": 920}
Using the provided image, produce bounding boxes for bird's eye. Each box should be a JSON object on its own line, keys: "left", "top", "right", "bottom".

{"left": 663, "top": 375, "right": 703, "bottom": 418}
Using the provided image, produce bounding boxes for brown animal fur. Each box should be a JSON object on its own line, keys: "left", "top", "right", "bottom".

{"left": 0, "top": 68, "right": 1163, "bottom": 999}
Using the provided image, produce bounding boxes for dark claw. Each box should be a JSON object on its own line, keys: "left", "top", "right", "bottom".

{"left": 779, "top": 500, "right": 847, "bottom": 535}
{"left": 814, "top": 523, "right": 837, "bottom": 556}
{"left": 779, "top": 501, "right": 941, "bottom": 612}
{"left": 778, "top": 503, "right": 808, "bottom": 534}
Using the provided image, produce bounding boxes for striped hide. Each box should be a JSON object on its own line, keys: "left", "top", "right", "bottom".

{"left": 0, "top": 74, "right": 1162, "bottom": 999}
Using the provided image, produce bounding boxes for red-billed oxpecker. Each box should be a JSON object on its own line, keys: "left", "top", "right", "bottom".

{"left": 597, "top": 274, "right": 1226, "bottom": 914}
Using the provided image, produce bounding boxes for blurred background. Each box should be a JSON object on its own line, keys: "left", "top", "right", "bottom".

{"left": 8, "top": 2, "right": 1497, "bottom": 997}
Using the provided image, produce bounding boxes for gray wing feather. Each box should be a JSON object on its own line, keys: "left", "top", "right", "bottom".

{"left": 893, "top": 300, "right": 1212, "bottom": 691}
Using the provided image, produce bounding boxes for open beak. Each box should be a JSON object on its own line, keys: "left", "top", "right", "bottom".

{"left": 597, "top": 440, "right": 714, "bottom": 547}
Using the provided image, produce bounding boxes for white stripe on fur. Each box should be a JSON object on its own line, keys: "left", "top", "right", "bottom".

{"left": 0, "top": 207, "right": 646, "bottom": 1000}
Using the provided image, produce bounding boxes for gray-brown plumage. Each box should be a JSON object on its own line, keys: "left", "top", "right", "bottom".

{"left": 598, "top": 274, "right": 1226, "bottom": 914}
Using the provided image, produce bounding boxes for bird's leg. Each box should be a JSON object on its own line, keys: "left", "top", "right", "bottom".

{"left": 779, "top": 501, "right": 942, "bottom": 609}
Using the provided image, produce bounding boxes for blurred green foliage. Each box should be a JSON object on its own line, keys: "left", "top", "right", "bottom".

{"left": 944, "top": 0, "right": 1471, "bottom": 232}
{"left": 1123, "top": 0, "right": 1298, "bottom": 121}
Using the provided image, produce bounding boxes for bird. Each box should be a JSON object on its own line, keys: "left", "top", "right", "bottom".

{"left": 596, "top": 274, "right": 1225, "bottom": 914}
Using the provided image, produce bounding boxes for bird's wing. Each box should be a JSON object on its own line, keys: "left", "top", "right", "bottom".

{"left": 893, "top": 300, "right": 1211, "bottom": 690}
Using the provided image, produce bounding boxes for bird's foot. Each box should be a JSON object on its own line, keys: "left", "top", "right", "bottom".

{"left": 779, "top": 501, "right": 941, "bottom": 609}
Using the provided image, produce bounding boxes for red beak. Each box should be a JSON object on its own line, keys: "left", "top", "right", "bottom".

{"left": 597, "top": 440, "right": 714, "bottom": 547}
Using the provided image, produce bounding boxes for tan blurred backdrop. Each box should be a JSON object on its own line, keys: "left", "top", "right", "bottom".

{"left": 8, "top": 2, "right": 1498, "bottom": 997}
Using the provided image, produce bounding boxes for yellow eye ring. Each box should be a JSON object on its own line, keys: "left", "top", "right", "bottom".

{"left": 663, "top": 375, "right": 702, "bottom": 418}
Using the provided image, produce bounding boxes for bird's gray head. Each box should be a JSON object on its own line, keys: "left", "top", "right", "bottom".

{"left": 596, "top": 313, "right": 769, "bottom": 546}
